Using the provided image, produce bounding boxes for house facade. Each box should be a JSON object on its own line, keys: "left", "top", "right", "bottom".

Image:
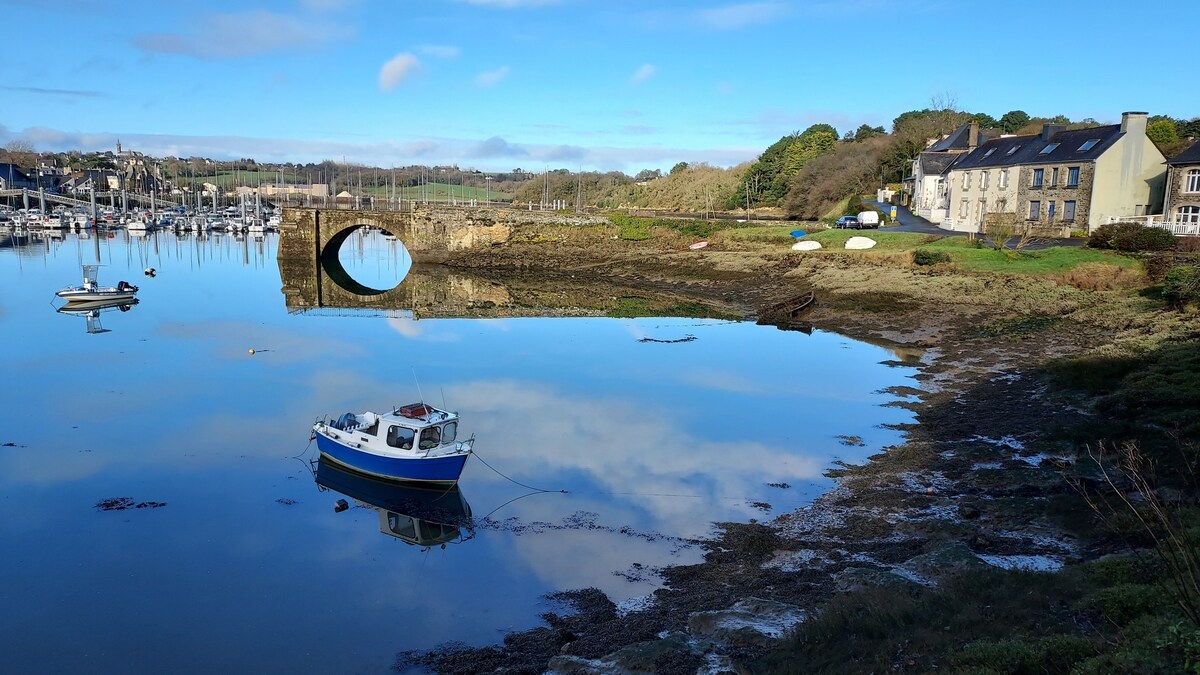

{"left": 1163, "top": 141, "right": 1200, "bottom": 228}
{"left": 0, "top": 163, "right": 36, "bottom": 190}
{"left": 941, "top": 112, "right": 1166, "bottom": 234}
{"left": 909, "top": 122, "right": 993, "bottom": 224}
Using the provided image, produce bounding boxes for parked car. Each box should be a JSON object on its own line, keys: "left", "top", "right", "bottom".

{"left": 835, "top": 215, "right": 860, "bottom": 229}
{"left": 856, "top": 210, "right": 880, "bottom": 228}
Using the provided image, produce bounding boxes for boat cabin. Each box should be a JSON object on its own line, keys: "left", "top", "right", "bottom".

{"left": 330, "top": 403, "right": 460, "bottom": 452}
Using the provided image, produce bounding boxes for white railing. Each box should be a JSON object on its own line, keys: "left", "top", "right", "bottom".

{"left": 1104, "top": 215, "right": 1200, "bottom": 236}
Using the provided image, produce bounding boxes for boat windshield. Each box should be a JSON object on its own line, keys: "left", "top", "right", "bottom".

{"left": 419, "top": 427, "right": 441, "bottom": 450}
{"left": 386, "top": 425, "right": 415, "bottom": 450}
{"left": 442, "top": 422, "right": 457, "bottom": 443}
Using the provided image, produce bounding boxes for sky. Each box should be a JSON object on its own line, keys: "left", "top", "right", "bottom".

{"left": 0, "top": 0, "right": 1197, "bottom": 173}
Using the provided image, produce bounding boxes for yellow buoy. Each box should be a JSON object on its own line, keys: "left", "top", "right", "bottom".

{"left": 248, "top": 349, "right": 256, "bottom": 355}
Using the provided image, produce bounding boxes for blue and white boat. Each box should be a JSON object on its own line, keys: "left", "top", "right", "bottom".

{"left": 312, "top": 403, "right": 473, "bottom": 484}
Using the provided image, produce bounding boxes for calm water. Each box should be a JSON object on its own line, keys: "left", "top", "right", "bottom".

{"left": 0, "top": 226, "right": 917, "bottom": 673}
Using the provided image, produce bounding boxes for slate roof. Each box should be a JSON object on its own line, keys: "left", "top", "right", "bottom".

{"left": 927, "top": 124, "right": 1001, "bottom": 152}
{"left": 918, "top": 152, "right": 963, "bottom": 176}
{"left": 950, "top": 124, "right": 1122, "bottom": 171}
{"left": 1166, "top": 141, "right": 1200, "bottom": 165}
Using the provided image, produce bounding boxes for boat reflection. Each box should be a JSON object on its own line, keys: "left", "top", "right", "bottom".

{"left": 55, "top": 298, "right": 139, "bottom": 334}
{"left": 314, "top": 456, "right": 473, "bottom": 549}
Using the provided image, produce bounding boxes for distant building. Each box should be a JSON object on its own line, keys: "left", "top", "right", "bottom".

{"left": 942, "top": 112, "right": 1166, "bottom": 234}
{"left": 0, "top": 163, "right": 36, "bottom": 190}
{"left": 260, "top": 183, "right": 330, "bottom": 198}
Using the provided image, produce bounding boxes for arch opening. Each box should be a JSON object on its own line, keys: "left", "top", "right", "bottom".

{"left": 321, "top": 224, "right": 413, "bottom": 296}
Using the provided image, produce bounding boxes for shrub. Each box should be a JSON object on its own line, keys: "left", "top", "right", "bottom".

{"left": 1145, "top": 253, "right": 1176, "bottom": 283}
{"left": 1055, "top": 262, "right": 1144, "bottom": 290}
{"left": 1178, "top": 237, "right": 1200, "bottom": 253}
{"left": 1089, "top": 222, "right": 1178, "bottom": 252}
{"left": 1163, "top": 265, "right": 1200, "bottom": 309}
{"left": 913, "top": 248, "right": 951, "bottom": 266}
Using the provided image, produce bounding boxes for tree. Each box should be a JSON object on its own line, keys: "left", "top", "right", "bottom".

{"left": 726, "top": 123, "right": 839, "bottom": 209}
{"left": 966, "top": 112, "right": 999, "bottom": 129}
{"left": 1148, "top": 119, "right": 1181, "bottom": 147}
{"left": 998, "top": 110, "right": 1031, "bottom": 133}
{"left": 0, "top": 140, "right": 37, "bottom": 169}
{"left": 984, "top": 211, "right": 1052, "bottom": 256}
{"left": 633, "top": 169, "right": 661, "bottom": 182}
{"left": 851, "top": 124, "right": 886, "bottom": 141}
{"left": 670, "top": 161, "right": 689, "bottom": 175}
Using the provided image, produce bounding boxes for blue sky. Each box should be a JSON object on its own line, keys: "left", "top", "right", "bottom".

{"left": 0, "top": 0, "right": 1196, "bottom": 172}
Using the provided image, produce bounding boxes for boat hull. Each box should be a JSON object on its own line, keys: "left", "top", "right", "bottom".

{"left": 56, "top": 289, "right": 137, "bottom": 303}
{"left": 316, "top": 432, "right": 469, "bottom": 484}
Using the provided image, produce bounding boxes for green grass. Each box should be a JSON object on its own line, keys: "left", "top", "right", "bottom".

{"left": 362, "top": 182, "right": 512, "bottom": 202}
{"left": 181, "top": 171, "right": 304, "bottom": 187}
{"left": 608, "top": 213, "right": 741, "bottom": 241}
{"left": 786, "top": 230, "right": 1140, "bottom": 276}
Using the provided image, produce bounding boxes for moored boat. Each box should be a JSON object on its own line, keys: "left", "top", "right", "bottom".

{"left": 55, "top": 265, "right": 138, "bottom": 303}
{"left": 312, "top": 402, "right": 473, "bottom": 484}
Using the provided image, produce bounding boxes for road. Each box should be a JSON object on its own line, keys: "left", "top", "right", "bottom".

{"left": 866, "top": 200, "right": 1083, "bottom": 249}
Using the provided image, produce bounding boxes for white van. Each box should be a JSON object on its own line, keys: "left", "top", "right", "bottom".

{"left": 856, "top": 210, "right": 880, "bottom": 228}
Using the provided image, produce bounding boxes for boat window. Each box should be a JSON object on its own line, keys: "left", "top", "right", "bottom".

{"left": 386, "top": 425, "right": 414, "bottom": 449}
{"left": 442, "top": 422, "right": 457, "bottom": 443}
{"left": 419, "top": 426, "right": 441, "bottom": 450}
{"left": 387, "top": 513, "right": 418, "bottom": 540}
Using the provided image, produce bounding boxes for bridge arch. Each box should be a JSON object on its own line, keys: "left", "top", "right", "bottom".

{"left": 319, "top": 219, "right": 411, "bottom": 296}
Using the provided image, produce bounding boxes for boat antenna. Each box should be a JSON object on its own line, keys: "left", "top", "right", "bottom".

{"left": 411, "top": 366, "right": 425, "bottom": 406}
{"left": 440, "top": 387, "right": 447, "bottom": 411}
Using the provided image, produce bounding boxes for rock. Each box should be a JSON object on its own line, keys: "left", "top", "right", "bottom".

{"left": 901, "top": 541, "right": 987, "bottom": 584}
{"left": 833, "top": 566, "right": 919, "bottom": 593}
{"left": 845, "top": 236, "right": 877, "bottom": 250}
{"left": 957, "top": 503, "right": 981, "bottom": 519}
{"left": 791, "top": 240, "right": 822, "bottom": 251}
{"left": 687, "top": 597, "right": 806, "bottom": 648}
{"left": 548, "top": 633, "right": 693, "bottom": 675}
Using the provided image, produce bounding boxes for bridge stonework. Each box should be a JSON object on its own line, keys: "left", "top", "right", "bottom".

{"left": 277, "top": 206, "right": 516, "bottom": 264}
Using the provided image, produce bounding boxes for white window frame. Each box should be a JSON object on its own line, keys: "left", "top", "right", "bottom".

{"left": 981, "top": 171, "right": 989, "bottom": 189}
{"left": 959, "top": 199, "right": 969, "bottom": 218}
{"left": 962, "top": 171, "right": 971, "bottom": 190}
{"left": 999, "top": 169, "right": 1009, "bottom": 189}
{"left": 1067, "top": 166, "right": 1080, "bottom": 188}
{"left": 1180, "top": 205, "right": 1200, "bottom": 224}
{"left": 1032, "top": 168, "right": 1044, "bottom": 188}
{"left": 1186, "top": 169, "right": 1200, "bottom": 193}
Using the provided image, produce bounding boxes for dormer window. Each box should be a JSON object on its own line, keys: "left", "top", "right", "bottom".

{"left": 1006, "top": 145, "right": 1021, "bottom": 156}
{"left": 1078, "top": 139, "right": 1100, "bottom": 152}
{"left": 1039, "top": 143, "right": 1059, "bottom": 155}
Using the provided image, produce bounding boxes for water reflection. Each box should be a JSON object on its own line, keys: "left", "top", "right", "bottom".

{"left": 55, "top": 297, "right": 139, "bottom": 334}
{"left": 314, "top": 456, "right": 473, "bottom": 549}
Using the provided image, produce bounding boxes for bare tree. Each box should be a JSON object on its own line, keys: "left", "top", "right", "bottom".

{"left": 984, "top": 212, "right": 1053, "bottom": 255}
{"left": 1, "top": 140, "right": 37, "bottom": 169}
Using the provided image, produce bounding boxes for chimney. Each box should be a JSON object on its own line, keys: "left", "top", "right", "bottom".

{"left": 967, "top": 121, "right": 980, "bottom": 149}
{"left": 1121, "top": 111, "right": 1148, "bottom": 136}
{"left": 1041, "top": 123, "right": 1067, "bottom": 141}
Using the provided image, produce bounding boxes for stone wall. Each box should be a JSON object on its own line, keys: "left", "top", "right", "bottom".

{"left": 1165, "top": 164, "right": 1200, "bottom": 218}
{"left": 278, "top": 205, "right": 607, "bottom": 262}
{"left": 1014, "top": 162, "right": 1095, "bottom": 231}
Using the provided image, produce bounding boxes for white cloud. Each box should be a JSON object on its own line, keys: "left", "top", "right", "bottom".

{"left": 0, "top": 124, "right": 759, "bottom": 173}
{"left": 695, "top": 2, "right": 788, "bottom": 29}
{"left": 379, "top": 53, "right": 420, "bottom": 91}
{"left": 415, "top": 44, "right": 460, "bottom": 58}
{"left": 133, "top": 10, "right": 353, "bottom": 59}
{"left": 473, "top": 66, "right": 510, "bottom": 88}
{"left": 630, "top": 64, "right": 656, "bottom": 85}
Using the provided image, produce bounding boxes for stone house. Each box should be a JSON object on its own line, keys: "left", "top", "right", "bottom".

{"left": 942, "top": 112, "right": 1166, "bottom": 234}
{"left": 1163, "top": 141, "right": 1200, "bottom": 228}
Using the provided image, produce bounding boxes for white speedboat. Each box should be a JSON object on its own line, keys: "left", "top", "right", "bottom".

{"left": 55, "top": 265, "right": 139, "bottom": 304}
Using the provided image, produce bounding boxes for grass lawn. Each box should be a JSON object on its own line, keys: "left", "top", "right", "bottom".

{"left": 735, "top": 227, "right": 1143, "bottom": 276}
